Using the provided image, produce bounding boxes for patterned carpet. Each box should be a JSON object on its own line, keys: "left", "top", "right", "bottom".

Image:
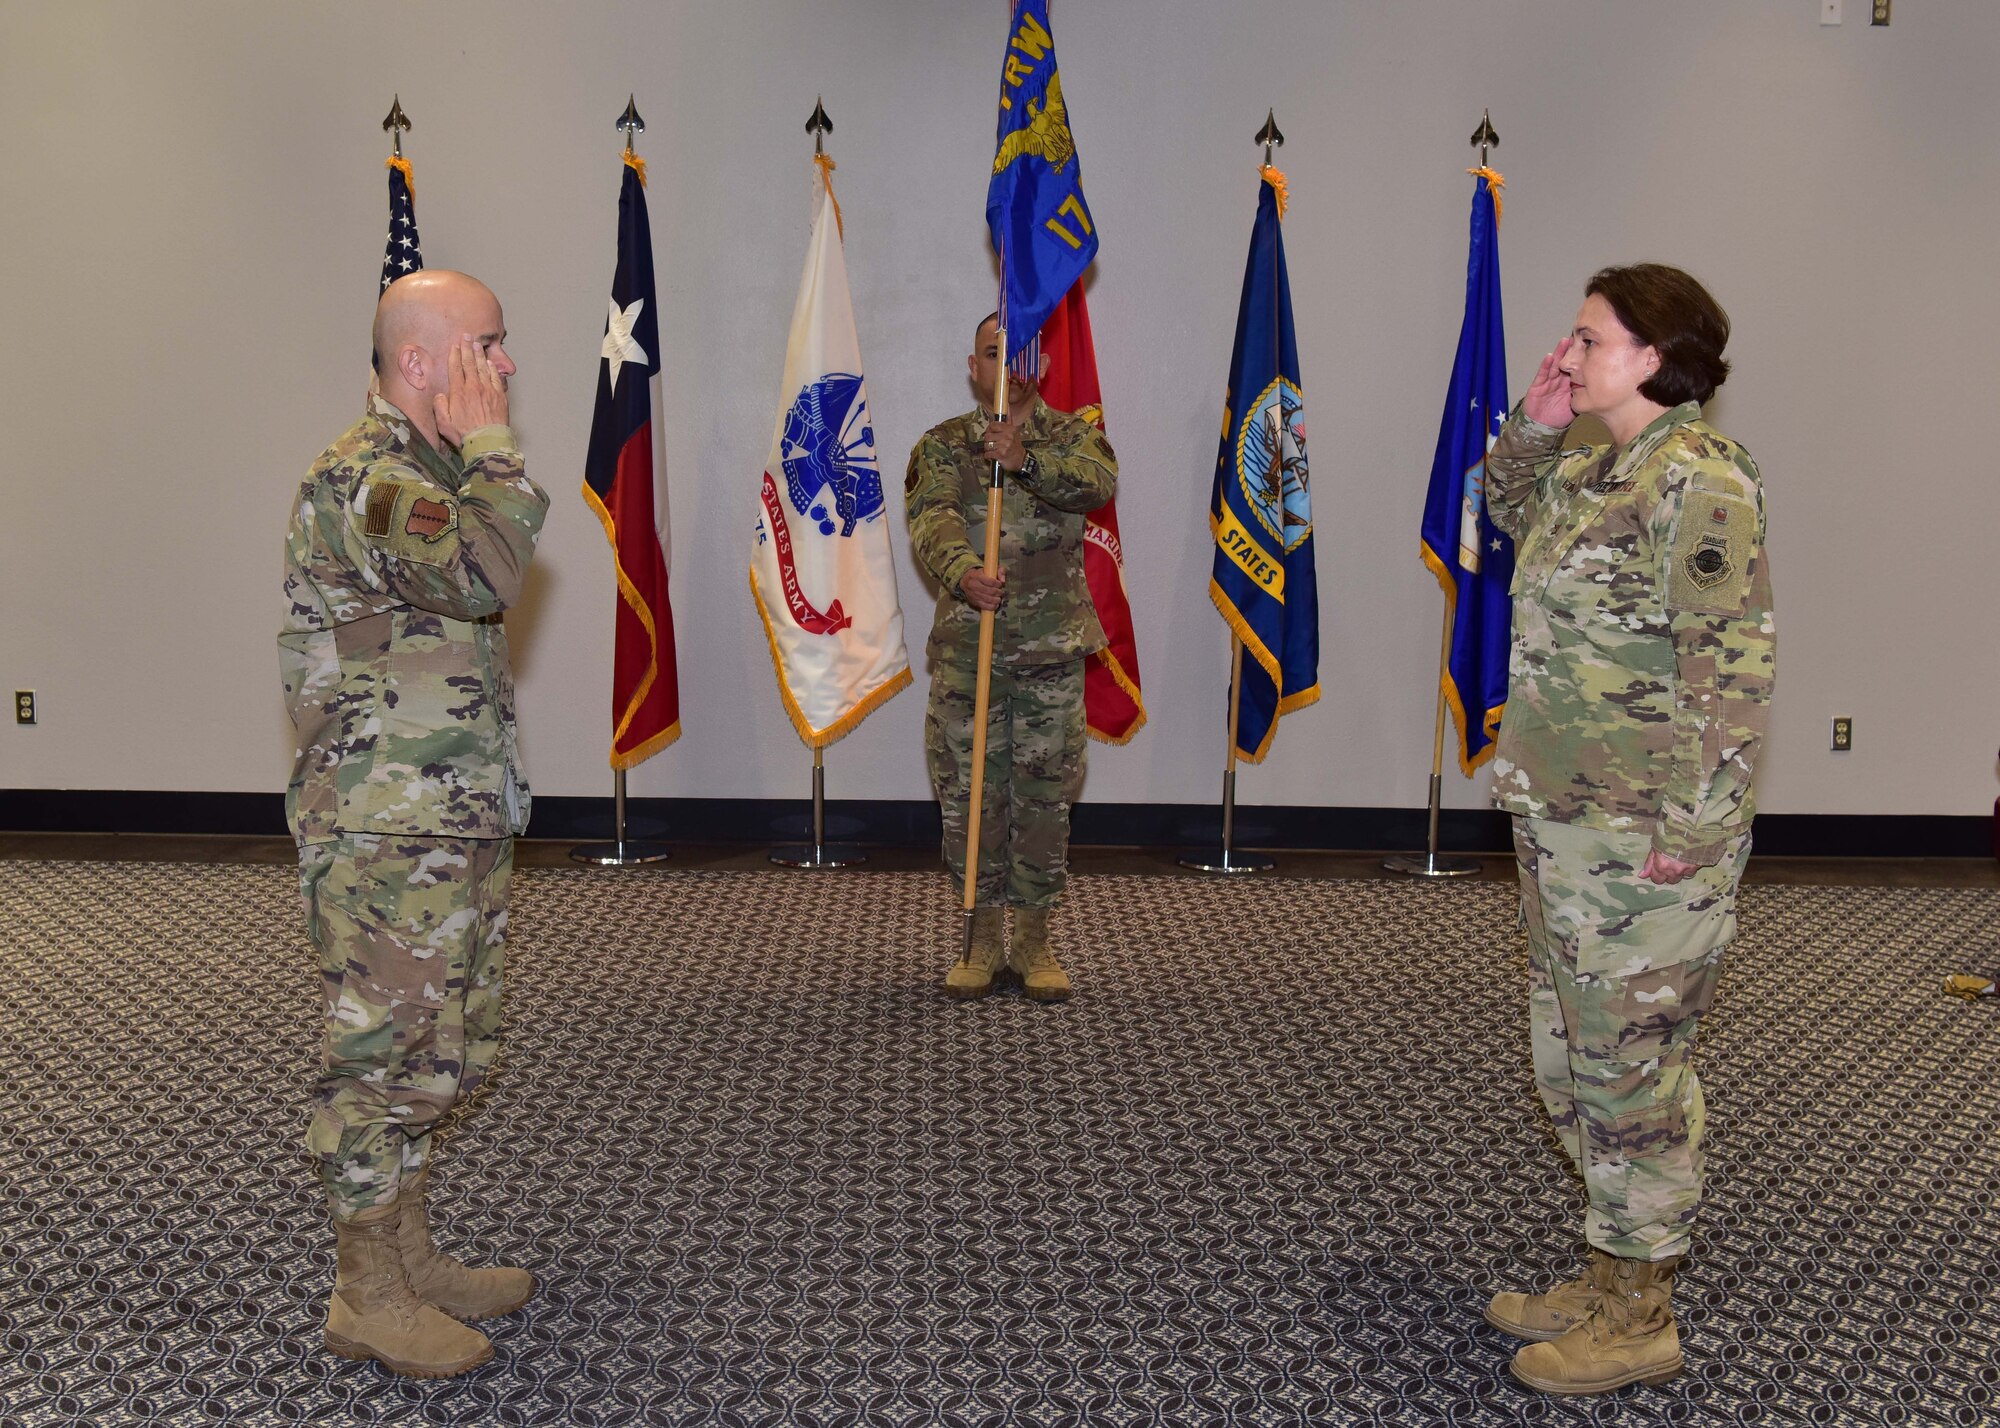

{"left": 1, "top": 860, "right": 1997, "bottom": 1427}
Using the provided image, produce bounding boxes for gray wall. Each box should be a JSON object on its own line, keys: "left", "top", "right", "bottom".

{"left": 3, "top": 1, "right": 1994, "bottom": 818}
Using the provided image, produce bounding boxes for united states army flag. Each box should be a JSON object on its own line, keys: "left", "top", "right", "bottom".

{"left": 749, "top": 158, "right": 911, "bottom": 746}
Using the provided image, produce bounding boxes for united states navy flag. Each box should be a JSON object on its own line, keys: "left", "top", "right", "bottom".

{"left": 1208, "top": 169, "right": 1318, "bottom": 764}
{"left": 986, "top": 0, "right": 1096, "bottom": 368}
{"left": 582, "top": 153, "right": 681, "bottom": 768}
{"left": 1418, "top": 168, "right": 1512, "bottom": 774}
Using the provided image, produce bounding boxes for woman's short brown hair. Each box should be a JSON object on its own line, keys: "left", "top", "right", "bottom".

{"left": 1586, "top": 264, "right": 1731, "bottom": 407}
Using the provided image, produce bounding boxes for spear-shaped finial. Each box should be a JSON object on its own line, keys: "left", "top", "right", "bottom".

{"left": 806, "top": 96, "right": 833, "bottom": 156}
{"left": 617, "top": 95, "right": 645, "bottom": 153}
{"left": 382, "top": 95, "right": 411, "bottom": 158}
{"left": 1255, "top": 109, "right": 1285, "bottom": 168}
{"left": 1469, "top": 108, "right": 1499, "bottom": 166}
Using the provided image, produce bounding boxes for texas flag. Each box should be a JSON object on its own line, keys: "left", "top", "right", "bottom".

{"left": 749, "top": 157, "right": 910, "bottom": 746}
{"left": 581, "top": 152, "right": 681, "bottom": 768}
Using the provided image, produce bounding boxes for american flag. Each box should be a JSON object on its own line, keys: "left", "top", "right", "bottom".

{"left": 380, "top": 157, "right": 424, "bottom": 292}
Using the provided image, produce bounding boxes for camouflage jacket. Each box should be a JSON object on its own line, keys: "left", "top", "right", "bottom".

{"left": 1485, "top": 401, "right": 1775, "bottom": 864}
{"left": 280, "top": 394, "right": 549, "bottom": 843}
{"left": 904, "top": 399, "right": 1117, "bottom": 666}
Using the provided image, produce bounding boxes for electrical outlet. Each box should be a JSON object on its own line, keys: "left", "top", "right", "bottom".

{"left": 1871, "top": 0, "right": 1891, "bottom": 25}
{"left": 14, "top": 691, "right": 34, "bottom": 725}
{"left": 1821, "top": 0, "right": 1842, "bottom": 23}
{"left": 1831, "top": 716, "right": 1852, "bottom": 752}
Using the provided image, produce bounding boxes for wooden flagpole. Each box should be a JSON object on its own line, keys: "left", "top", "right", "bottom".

{"left": 959, "top": 307, "right": 1011, "bottom": 959}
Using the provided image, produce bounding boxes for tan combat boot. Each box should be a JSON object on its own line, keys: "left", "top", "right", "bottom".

{"left": 323, "top": 1201, "right": 494, "bottom": 1378}
{"left": 1510, "top": 1255, "right": 1683, "bottom": 1395}
{"left": 944, "top": 906, "right": 1006, "bottom": 999}
{"left": 1485, "top": 1248, "right": 1615, "bottom": 1341}
{"left": 1008, "top": 906, "right": 1071, "bottom": 1002}
{"left": 397, "top": 1167, "right": 536, "bottom": 1321}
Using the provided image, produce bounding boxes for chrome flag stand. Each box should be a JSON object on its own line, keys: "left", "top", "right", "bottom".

{"left": 770, "top": 746, "right": 864, "bottom": 868}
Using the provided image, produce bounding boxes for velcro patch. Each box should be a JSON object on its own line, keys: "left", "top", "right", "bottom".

{"left": 1669, "top": 492, "right": 1755, "bottom": 614}
{"left": 405, "top": 497, "right": 453, "bottom": 541}
{"left": 363, "top": 483, "right": 398, "bottom": 539}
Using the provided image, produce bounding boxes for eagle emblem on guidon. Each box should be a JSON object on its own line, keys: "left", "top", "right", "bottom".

{"left": 780, "top": 373, "right": 883, "bottom": 538}
{"left": 1238, "top": 376, "right": 1311, "bottom": 553}
{"left": 992, "top": 70, "right": 1076, "bottom": 176}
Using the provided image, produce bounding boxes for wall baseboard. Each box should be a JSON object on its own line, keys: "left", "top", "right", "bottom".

{"left": 1, "top": 790, "right": 1989, "bottom": 859}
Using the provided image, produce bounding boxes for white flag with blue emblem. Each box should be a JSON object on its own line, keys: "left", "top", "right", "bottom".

{"left": 750, "top": 158, "right": 911, "bottom": 746}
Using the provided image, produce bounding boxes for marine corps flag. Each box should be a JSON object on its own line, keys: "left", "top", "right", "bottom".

{"left": 1418, "top": 168, "right": 1513, "bottom": 773}
{"left": 749, "top": 157, "right": 911, "bottom": 745}
{"left": 582, "top": 153, "right": 681, "bottom": 768}
{"left": 986, "top": 0, "right": 1096, "bottom": 369}
{"left": 1037, "top": 287, "right": 1145, "bottom": 743}
{"left": 1208, "top": 168, "right": 1319, "bottom": 763}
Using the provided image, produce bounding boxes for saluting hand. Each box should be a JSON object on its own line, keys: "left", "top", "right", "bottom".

{"left": 434, "top": 340, "right": 510, "bottom": 448}
{"left": 1523, "top": 336, "right": 1575, "bottom": 428}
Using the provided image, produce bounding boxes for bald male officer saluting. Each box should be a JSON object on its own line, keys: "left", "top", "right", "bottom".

{"left": 280, "top": 270, "right": 548, "bottom": 1378}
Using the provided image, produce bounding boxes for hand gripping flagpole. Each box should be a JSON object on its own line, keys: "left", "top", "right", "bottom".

{"left": 770, "top": 98, "right": 867, "bottom": 871}
{"left": 572, "top": 95, "right": 672, "bottom": 869}
{"left": 1180, "top": 111, "right": 1289, "bottom": 877}
{"left": 1383, "top": 111, "right": 1499, "bottom": 881}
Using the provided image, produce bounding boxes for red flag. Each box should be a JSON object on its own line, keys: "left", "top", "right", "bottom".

{"left": 581, "top": 156, "right": 680, "bottom": 768}
{"left": 1037, "top": 286, "right": 1145, "bottom": 743}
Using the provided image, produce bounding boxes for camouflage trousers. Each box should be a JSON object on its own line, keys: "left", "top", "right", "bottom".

{"left": 925, "top": 657, "right": 1085, "bottom": 908}
{"left": 298, "top": 833, "right": 511, "bottom": 1219}
{"left": 1513, "top": 816, "right": 1749, "bottom": 1262}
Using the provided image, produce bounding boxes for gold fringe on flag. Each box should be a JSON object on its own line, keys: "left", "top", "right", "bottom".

{"left": 624, "top": 149, "right": 648, "bottom": 187}
{"left": 385, "top": 154, "right": 414, "bottom": 198}
{"left": 1467, "top": 165, "right": 1505, "bottom": 224}
{"left": 1259, "top": 164, "right": 1289, "bottom": 220}
{"left": 812, "top": 153, "right": 844, "bottom": 241}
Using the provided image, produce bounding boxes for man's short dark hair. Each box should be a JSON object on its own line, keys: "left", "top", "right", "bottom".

{"left": 1585, "top": 264, "right": 1731, "bottom": 407}
{"left": 974, "top": 311, "right": 1000, "bottom": 349}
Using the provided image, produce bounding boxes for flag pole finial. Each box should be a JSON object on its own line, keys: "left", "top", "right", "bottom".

{"left": 617, "top": 95, "right": 645, "bottom": 155}
{"left": 1255, "top": 109, "right": 1284, "bottom": 169}
{"left": 382, "top": 95, "right": 411, "bottom": 158}
{"left": 1470, "top": 109, "right": 1499, "bottom": 167}
{"left": 806, "top": 97, "right": 833, "bottom": 156}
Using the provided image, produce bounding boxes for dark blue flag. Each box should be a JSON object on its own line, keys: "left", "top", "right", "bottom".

{"left": 985, "top": 0, "right": 1096, "bottom": 368}
{"left": 1418, "top": 170, "right": 1512, "bottom": 773}
{"left": 1208, "top": 170, "right": 1318, "bottom": 764}
{"left": 380, "top": 156, "right": 423, "bottom": 293}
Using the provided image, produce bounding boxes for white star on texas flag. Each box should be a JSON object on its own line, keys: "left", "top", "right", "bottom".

{"left": 602, "top": 297, "right": 649, "bottom": 392}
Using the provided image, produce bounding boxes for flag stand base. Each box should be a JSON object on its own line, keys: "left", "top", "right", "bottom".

{"left": 769, "top": 843, "right": 866, "bottom": 869}
{"left": 569, "top": 770, "right": 671, "bottom": 867}
{"left": 769, "top": 751, "right": 863, "bottom": 868}
{"left": 570, "top": 841, "right": 672, "bottom": 867}
{"left": 1381, "top": 852, "right": 1480, "bottom": 878}
{"left": 1176, "top": 848, "right": 1274, "bottom": 875}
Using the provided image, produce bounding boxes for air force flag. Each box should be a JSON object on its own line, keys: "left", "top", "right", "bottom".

{"left": 750, "top": 158, "right": 911, "bottom": 746}
{"left": 1417, "top": 168, "right": 1513, "bottom": 773}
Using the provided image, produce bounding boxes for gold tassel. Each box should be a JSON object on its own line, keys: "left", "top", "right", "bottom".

{"left": 1467, "top": 165, "right": 1505, "bottom": 225}
{"left": 813, "top": 152, "right": 843, "bottom": 241}
{"left": 1259, "top": 163, "right": 1289, "bottom": 220}
{"left": 624, "top": 148, "right": 648, "bottom": 187}
{"left": 385, "top": 154, "right": 414, "bottom": 199}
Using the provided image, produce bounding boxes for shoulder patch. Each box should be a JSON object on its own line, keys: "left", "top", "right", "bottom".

{"left": 1669, "top": 491, "right": 1756, "bottom": 615}
{"left": 359, "top": 478, "right": 462, "bottom": 567}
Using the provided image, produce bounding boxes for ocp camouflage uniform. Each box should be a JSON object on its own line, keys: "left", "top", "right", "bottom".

{"left": 905, "top": 400, "right": 1116, "bottom": 906}
{"left": 1485, "top": 400, "right": 1774, "bottom": 1262}
{"left": 280, "top": 392, "right": 547, "bottom": 1219}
